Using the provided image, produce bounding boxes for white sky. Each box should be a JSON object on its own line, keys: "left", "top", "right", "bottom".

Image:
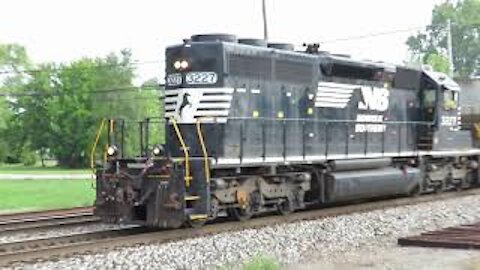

{"left": 0, "top": 0, "right": 443, "bottom": 82}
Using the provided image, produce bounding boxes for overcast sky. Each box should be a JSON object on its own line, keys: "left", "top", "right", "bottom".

{"left": 0, "top": 0, "right": 444, "bottom": 82}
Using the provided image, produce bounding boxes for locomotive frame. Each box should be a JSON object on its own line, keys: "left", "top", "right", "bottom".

{"left": 94, "top": 34, "right": 480, "bottom": 228}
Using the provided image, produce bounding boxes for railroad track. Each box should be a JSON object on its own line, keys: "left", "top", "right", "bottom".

{"left": 2, "top": 189, "right": 480, "bottom": 267}
{"left": 0, "top": 207, "right": 98, "bottom": 235}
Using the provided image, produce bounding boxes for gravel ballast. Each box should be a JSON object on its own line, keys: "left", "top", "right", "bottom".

{"left": 11, "top": 194, "right": 480, "bottom": 270}
{"left": 0, "top": 224, "right": 126, "bottom": 244}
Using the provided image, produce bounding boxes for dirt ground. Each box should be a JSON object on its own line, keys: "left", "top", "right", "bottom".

{"left": 292, "top": 246, "right": 480, "bottom": 270}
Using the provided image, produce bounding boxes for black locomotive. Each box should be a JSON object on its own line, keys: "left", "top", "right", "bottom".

{"left": 94, "top": 34, "right": 480, "bottom": 228}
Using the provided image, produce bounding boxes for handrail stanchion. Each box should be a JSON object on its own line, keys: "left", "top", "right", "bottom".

{"left": 364, "top": 126, "right": 369, "bottom": 155}
{"left": 107, "top": 119, "right": 114, "bottom": 162}
{"left": 398, "top": 123, "right": 402, "bottom": 154}
{"left": 139, "top": 121, "right": 144, "bottom": 157}
{"left": 90, "top": 119, "right": 106, "bottom": 171}
{"left": 240, "top": 119, "right": 244, "bottom": 163}
{"left": 382, "top": 123, "right": 386, "bottom": 155}
{"left": 113, "top": 119, "right": 119, "bottom": 147}
{"left": 345, "top": 122, "right": 349, "bottom": 156}
{"left": 121, "top": 120, "right": 125, "bottom": 158}
{"left": 171, "top": 118, "right": 191, "bottom": 187}
{"left": 215, "top": 118, "right": 219, "bottom": 162}
{"left": 302, "top": 119, "right": 306, "bottom": 160}
{"left": 262, "top": 118, "right": 266, "bottom": 161}
{"left": 145, "top": 118, "right": 150, "bottom": 154}
{"left": 325, "top": 122, "right": 329, "bottom": 158}
{"left": 282, "top": 119, "right": 287, "bottom": 160}
{"left": 196, "top": 119, "right": 210, "bottom": 183}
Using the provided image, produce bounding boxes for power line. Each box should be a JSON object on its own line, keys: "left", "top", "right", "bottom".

{"left": 319, "top": 26, "right": 425, "bottom": 44}
{"left": 0, "top": 84, "right": 164, "bottom": 98}
{"left": 0, "top": 59, "right": 163, "bottom": 76}
{"left": 317, "top": 21, "right": 479, "bottom": 44}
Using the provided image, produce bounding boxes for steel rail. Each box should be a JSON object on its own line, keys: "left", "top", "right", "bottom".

{"left": 0, "top": 207, "right": 97, "bottom": 234}
{"left": 2, "top": 189, "right": 480, "bottom": 267}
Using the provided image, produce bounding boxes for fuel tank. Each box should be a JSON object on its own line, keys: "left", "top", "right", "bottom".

{"left": 325, "top": 167, "right": 421, "bottom": 202}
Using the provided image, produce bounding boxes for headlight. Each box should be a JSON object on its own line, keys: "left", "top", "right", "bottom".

{"left": 173, "top": 61, "right": 181, "bottom": 70}
{"left": 180, "top": 60, "right": 189, "bottom": 69}
{"left": 107, "top": 145, "right": 118, "bottom": 156}
{"left": 152, "top": 145, "right": 164, "bottom": 156}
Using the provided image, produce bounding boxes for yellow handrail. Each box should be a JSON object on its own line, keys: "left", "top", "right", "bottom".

{"left": 90, "top": 119, "right": 106, "bottom": 171}
{"left": 171, "top": 118, "right": 191, "bottom": 187}
{"left": 196, "top": 119, "right": 210, "bottom": 183}
{"left": 109, "top": 119, "right": 114, "bottom": 134}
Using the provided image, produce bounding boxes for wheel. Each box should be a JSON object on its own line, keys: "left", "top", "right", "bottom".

{"left": 408, "top": 184, "right": 421, "bottom": 197}
{"left": 460, "top": 174, "right": 473, "bottom": 190}
{"left": 209, "top": 197, "right": 220, "bottom": 220}
{"left": 186, "top": 217, "right": 207, "bottom": 228}
{"left": 455, "top": 182, "right": 463, "bottom": 192}
{"left": 276, "top": 198, "right": 294, "bottom": 216}
{"left": 228, "top": 204, "right": 253, "bottom": 221}
{"left": 434, "top": 183, "right": 444, "bottom": 194}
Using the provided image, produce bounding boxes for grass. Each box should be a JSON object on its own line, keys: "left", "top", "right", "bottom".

{"left": 221, "top": 255, "right": 280, "bottom": 270}
{"left": 0, "top": 179, "right": 95, "bottom": 213}
{"left": 242, "top": 256, "right": 280, "bottom": 270}
{"left": 0, "top": 163, "right": 90, "bottom": 175}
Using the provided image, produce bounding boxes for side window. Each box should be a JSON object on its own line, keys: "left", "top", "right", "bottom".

{"left": 422, "top": 88, "right": 436, "bottom": 108}
{"left": 443, "top": 89, "right": 458, "bottom": 110}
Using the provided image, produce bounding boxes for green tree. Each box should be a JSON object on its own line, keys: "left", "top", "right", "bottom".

{"left": 14, "top": 50, "right": 162, "bottom": 168}
{"left": 426, "top": 53, "right": 450, "bottom": 73}
{"left": 2, "top": 45, "right": 163, "bottom": 168}
{"left": 14, "top": 54, "right": 125, "bottom": 167}
{"left": 406, "top": 0, "right": 480, "bottom": 78}
{"left": 0, "top": 44, "right": 31, "bottom": 163}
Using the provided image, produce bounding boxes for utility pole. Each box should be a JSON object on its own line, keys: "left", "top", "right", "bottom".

{"left": 447, "top": 19, "right": 454, "bottom": 77}
{"left": 262, "top": 0, "right": 268, "bottom": 41}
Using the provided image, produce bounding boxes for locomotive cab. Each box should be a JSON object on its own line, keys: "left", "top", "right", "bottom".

{"left": 417, "top": 69, "right": 470, "bottom": 150}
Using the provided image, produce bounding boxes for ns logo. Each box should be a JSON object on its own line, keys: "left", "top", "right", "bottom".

{"left": 357, "top": 87, "right": 389, "bottom": 112}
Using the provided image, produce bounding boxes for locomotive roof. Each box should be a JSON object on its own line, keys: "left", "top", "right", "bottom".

{"left": 423, "top": 69, "right": 461, "bottom": 91}
{"left": 319, "top": 54, "right": 397, "bottom": 73}
{"left": 169, "top": 39, "right": 398, "bottom": 70}
{"left": 167, "top": 37, "right": 460, "bottom": 91}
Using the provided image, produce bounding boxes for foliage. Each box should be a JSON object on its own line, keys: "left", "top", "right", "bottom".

{"left": 406, "top": 0, "right": 480, "bottom": 78}
{"left": 426, "top": 53, "right": 450, "bottom": 73}
{"left": 0, "top": 44, "right": 31, "bottom": 163}
{"left": 0, "top": 44, "right": 30, "bottom": 69}
{"left": 0, "top": 141, "right": 8, "bottom": 163}
{"left": 20, "top": 149, "right": 37, "bottom": 166}
{"left": 1, "top": 42, "right": 163, "bottom": 168}
{"left": 9, "top": 49, "right": 162, "bottom": 168}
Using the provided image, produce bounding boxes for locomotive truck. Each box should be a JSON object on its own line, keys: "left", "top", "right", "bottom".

{"left": 94, "top": 34, "right": 480, "bottom": 228}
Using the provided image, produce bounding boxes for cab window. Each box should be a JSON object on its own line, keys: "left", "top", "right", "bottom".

{"left": 443, "top": 89, "right": 458, "bottom": 110}
{"left": 422, "top": 88, "right": 436, "bottom": 108}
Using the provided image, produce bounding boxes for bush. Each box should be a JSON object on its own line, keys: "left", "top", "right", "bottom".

{"left": 20, "top": 150, "right": 37, "bottom": 166}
